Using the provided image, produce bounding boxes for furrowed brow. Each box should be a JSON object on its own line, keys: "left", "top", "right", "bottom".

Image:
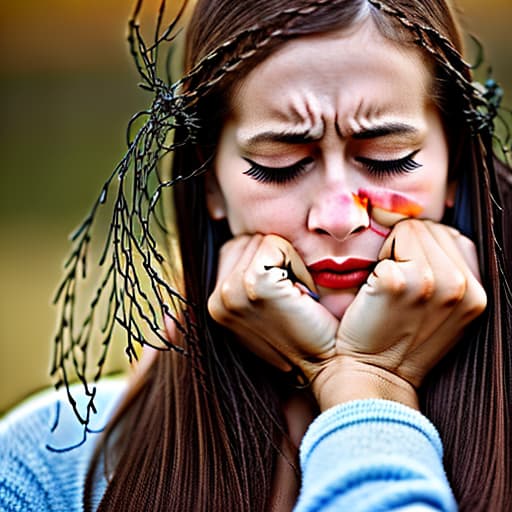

{"left": 351, "top": 123, "right": 419, "bottom": 140}
{"left": 242, "top": 129, "right": 321, "bottom": 147}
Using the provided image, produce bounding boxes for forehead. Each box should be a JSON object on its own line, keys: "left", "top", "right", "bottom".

{"left": 230, "top": 19, "right": 431, "bottom": 135}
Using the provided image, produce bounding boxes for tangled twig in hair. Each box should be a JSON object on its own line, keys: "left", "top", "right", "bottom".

{"left": 50, "top": 0, "right": 201, "bottom": 449}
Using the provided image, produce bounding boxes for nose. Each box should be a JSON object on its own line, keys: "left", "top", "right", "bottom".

{"left": 307, "top": 188, "right": 370, "bottom": 241}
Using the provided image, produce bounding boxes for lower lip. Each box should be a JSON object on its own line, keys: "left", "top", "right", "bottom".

{"left": 311, "top": 269, "right": 370, "bottom": 289}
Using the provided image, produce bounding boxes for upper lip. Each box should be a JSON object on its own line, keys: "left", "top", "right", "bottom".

{"left": 308, "top": 258, "right": 375, "bottom": 273}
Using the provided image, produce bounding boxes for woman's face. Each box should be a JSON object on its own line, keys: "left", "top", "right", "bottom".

{"left": 208, "top": 18, "right": 453, "bottom": 319}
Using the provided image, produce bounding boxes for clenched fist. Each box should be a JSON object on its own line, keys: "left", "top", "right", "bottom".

{"left": 208, "top": 221, "right": 486, "bottom": 411}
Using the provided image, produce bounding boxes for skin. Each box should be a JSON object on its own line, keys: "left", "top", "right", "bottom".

{"left": 208, "top": 18, "right": 455, "bottom": 320}
{"left": 206, "top": 19, "right": 486, "bottom": 412}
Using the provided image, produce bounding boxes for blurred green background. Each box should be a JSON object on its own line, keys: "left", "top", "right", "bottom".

{"left": 1, "top": 0, "right": 511, "bottom": 413}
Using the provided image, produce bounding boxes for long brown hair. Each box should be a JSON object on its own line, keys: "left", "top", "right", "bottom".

{"left": 86, "top": 1, "right": 512, "bottom": 510}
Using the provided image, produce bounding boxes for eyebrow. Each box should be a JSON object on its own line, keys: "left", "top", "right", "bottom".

{"left": 241, "top": 121, "right": 420, "bottom": 147}
{"left": 350, "top": 122, "right": 419, "bottom": 140}
{"left": 241, "top": 129, "right": 321, "bottom": 147}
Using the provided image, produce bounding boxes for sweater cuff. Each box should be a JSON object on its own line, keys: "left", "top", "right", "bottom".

{"left": 300, "top": 399, "right": 443, "bottom": 470}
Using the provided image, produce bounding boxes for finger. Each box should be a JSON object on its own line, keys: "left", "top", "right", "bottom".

{"left": 209, "top": 235, "right": 262, "bottom": 319}
{"left": 404, "top": 284, "right": 486, "bottom": 382}
{"left": 379, "top": 220, "right": 427, "bottom": 263}
{"left": 383, "top": 221, "right": 485, "bottom": 350}
{"left": 372, "top": 222, "right": 459, "bottom": 344}
{"left": 378, "top": 221, "right": 438, "bottom": 304}
{"left": 215, "top": 234, "right": 259, "bottom": 285}
{"left": 452, "top": 232, "right": 481, "bottom": 282}
{"left": 405, "top": 222, "right": 486, "bottom": 326}
{"left": 242, "top": 235, "right": 295, "bottom": 301}
{"left": 406, "top": 221, "right": 467, "bottom": 305}
{"left": 244, "top": 235, "right": 317, "bottom": 300}
{"left": 243, "top": 236, "right": 339, "bottom": 355}
{"left": 211, "top": 233, "right": 339, "bottom": 372}
{"left": 380, "top": 220, "right": 465, "bottom": 303}
{"left": 337, "top": 260, "right": 409, "bottom": 355}
{"left": 209, "top": 235, "right": 296, "bottom": 371}
{"left": 423, "top": 222, "right": 482, "bottom": 282}
{"left": 421, "top": 222, "right": 487, "bottom": 319}
{"left": 264, "top": 235, "right": 317, "bottom": 293}
{"left": 285, "top": 243, "right": 317, "bottom": 294}
{"left": 395, "top": 221, "right": 471, "bottom": 328}
{"left": 371, "top": 206, "right": 407, "bottom": 227}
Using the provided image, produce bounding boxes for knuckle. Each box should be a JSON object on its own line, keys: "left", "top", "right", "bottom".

{"left": 243, "top": 273, "right": 259, "bottom": 301}
{"left": 461, "top": 236, "right": 477, "bottom": 252}
{"left": 440, "top": 272, "right": 467, "bottom": 306}
{"left": 389, "top": 274, "right": 407, "bottom": 295}
{"left": 407, "top": 218, "right": 424, "bottom": 228}
{"left": 219, "top": 281, "right": 245, "bottom": 312}
{"left": 461, "top": 304, "right": 484, "bottom": 323}
{"left": 260, "top": 235, "right": 288, "bottom": 261}
{"left": 397, "top": 218, "right": 422, "bottom": 233}
{"left": 464, "top": 284, "right": 488, "bottom": 319}
{"left": 263, "top": 233, "right": 286, "bottom": 246}
{"left": 446, "top": 225, "right": 462, "bottom": 237}
{"left": 375, "top": 260, "right": 407, "bottom": 294}
{"left": 411, "top": 268, "right": 435, "bottom": 302}
{"left": 219, "top": 234, "right": 254, "bottom": 258}
{"left": 219, "top": 237, "right": 239, "bottom": 256}
{"left": 455, "top": 231, "right": 476, "bottom": 253}
{"left": 207, "top": 294, "right": 229, "bottom": 323}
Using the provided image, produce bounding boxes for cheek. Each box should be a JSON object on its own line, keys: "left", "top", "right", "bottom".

{"left": 419, "top": 179, "right": 449, "bottom": 220}
{"left": 389, "top": 144, "right": 449, "bottom": 221}
{"left": 222, "top": 180, "right": 306, "bottom": 237}
{"left": 415, "top": 114, "right": 450, "bottom": 220}
{"left": 386, "top": 175, "right": 448, "bottom": 222}
{"left": 410, "top": 157, "right": 449, "bottom": 220}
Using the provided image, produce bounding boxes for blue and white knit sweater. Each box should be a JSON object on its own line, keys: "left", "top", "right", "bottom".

{"left": 1, "top": 379, "right": 456, "bottom": 511}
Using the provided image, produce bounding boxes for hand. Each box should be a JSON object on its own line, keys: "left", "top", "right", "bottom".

{"left": 315, "top": 219, "right": 486, "bottom": 410}
{"left": 208, "top": 234, "right": 339, "bottom": 373}
{"left": 208, "top": 223, "right": 486, "bottom": 411}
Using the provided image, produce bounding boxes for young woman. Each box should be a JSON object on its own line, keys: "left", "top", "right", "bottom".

{"left": 1, "top": 0, "right": 511, "bottom": 511}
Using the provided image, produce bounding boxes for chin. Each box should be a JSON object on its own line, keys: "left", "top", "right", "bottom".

{"left": 319, "top": 289, "right": 357, "bottom": 320}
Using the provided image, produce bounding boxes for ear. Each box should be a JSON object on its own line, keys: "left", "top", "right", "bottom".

{"left": 205, "top": 171, "right": 227, "bottom": 220}
{"left": 445, "top": 180, "right": 457, "bottom": 208}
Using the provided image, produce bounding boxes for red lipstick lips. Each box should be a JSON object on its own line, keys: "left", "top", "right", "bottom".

{"left": 309, "top": 258, "right": 374, "bottom": 290}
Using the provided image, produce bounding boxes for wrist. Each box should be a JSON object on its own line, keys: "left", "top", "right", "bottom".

{"left": 311, "top": 357, "right": 419, "bottom": 412}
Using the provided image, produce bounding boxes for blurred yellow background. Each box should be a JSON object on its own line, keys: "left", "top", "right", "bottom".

{"left": 1, "top": 0, "right": 511, "bottom": 413}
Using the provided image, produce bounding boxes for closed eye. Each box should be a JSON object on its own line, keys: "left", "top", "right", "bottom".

{"left": 355, "top": 150, "right": 421, "bottom": 179}
{"left": 242, "top": 156, "right": 314, "bottom": 184}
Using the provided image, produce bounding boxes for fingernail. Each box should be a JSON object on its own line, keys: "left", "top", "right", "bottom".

{"left": 295, "top": 282, "right": 320, "bottom": 301}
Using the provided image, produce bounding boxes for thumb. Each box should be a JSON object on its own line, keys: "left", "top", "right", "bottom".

{"left": 262, "top": 234, "right": 317, "bottom": 295}
{"left": 338, "top": 259, "right": 405, "bottom": 351}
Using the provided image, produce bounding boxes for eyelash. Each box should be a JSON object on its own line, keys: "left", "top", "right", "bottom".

{"left": 242, "top": 157, "right": 314, "bottom": 184}
{"left": 355, "top": 150, "right": 422, "bottom": 179}
{"left": 242, "top": 150, "right": 422, "bottom": 185}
